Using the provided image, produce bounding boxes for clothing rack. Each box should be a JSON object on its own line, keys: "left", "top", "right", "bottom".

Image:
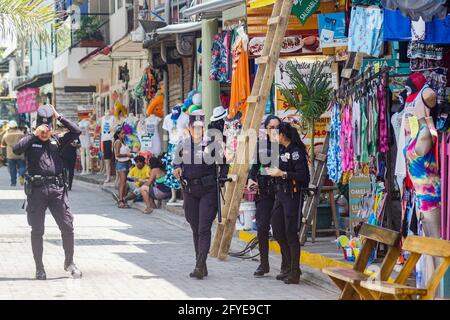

{"left": 335, "top": 68, "right": 397, "bottom": 232}
{"left": 337, "top": 66, "right": 392, "bottom": 98}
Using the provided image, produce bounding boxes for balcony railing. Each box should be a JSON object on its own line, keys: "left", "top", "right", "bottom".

{"left": 55, "top": 13, "right": 110, "bottom": 56}
{"left": 141, "top": 0, "right": 192, "bottom": 24}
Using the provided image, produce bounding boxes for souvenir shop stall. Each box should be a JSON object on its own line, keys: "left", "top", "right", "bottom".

{"left": 314, "top": 0, "right": 450, "bottom": 295}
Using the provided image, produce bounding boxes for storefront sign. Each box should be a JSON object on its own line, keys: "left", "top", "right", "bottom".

{"left": 274, "top": 56, "right": 334, "bottom": 157}
{"left": 247, "top": 1, "right": 336, "bottom": 36}
{"left": 16, "top": 88, "right": 39, "bottom": 114}
{"left": 249, "top": 34, "right": 321, "bottom": 56}
{"left": 292, "top": 0, "right": 320, "bottom": 25}
{"left": 349, "top": 175, "right": 371, "bottom": 231}
{"left": 318, "top": 12, "right": 348, "bottom": 48}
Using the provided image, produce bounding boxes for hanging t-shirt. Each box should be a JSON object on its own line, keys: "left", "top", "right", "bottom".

{"left": 162, "top": 112, "right": 189, "bottom": 145}
{"left": 383, "top": 9, "right": 411, "bottom": 41}
{"left": 101, "top": 115, "right": 116, "bottom": 142}
{"left": 137, "top": 115, "right": 162, "bottom": 155}
{"left": 78, "top": 120, "right": 91, "bottom": 148}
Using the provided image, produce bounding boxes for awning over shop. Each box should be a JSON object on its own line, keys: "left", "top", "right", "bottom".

{"left": 182, "top": 0, "right": 245, "bottom": 17}
{"left": 155, "top": 21, "right": 202, "bottom": 35}
{"left": 14, "top": 72, "right": 52, "bottom": 91}
{"left": 79, "top": 34, "right": 147, "bottom": 68}
{"left": 139, "top": 20, "right": 167, "bottom": 33}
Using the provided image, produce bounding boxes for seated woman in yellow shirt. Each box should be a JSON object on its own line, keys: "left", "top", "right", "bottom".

{"left": 140, "top": 156, "right": 172, "bottom": 214}
{"left": 122, "top": 155, "right": 151, "bottom": 206}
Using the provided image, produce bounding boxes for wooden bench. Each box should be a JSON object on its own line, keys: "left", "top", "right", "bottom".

{"left": 322, "top": 223, "right": 401, "bottom": 300}
{"left": 360, "top": 235, "right": 450, "bottom": 300}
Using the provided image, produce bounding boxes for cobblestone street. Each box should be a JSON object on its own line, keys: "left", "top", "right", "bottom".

{"left": 0, "top": 167, "right": 336, "bottom": 300}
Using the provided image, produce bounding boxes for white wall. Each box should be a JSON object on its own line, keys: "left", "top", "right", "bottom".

{"left": 110, "top": 6, "right": 128, "bottom": 44}
{"left": 53, "top": 47, "right": 109, "bottom": 85}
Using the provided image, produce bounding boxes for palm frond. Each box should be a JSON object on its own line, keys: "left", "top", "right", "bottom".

{"left": 0, "top": 0, "right": 57, "bottom": 43}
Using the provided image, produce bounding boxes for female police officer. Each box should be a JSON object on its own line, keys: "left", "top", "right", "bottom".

{"left": 247, "top": 115, "right": 281, "bottom": 277}
{"left": 173, "top": 110, "right": 228, "bottom": 279}
{"left": 266, "top": 122, "right": 309, "bottom": 284}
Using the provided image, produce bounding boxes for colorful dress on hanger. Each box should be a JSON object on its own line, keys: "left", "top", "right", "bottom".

{"left": 340, "top": 104, "right": 354, "bottom": 184}
{"left": 327, "top": 101, "right": 342, "bottom": 183}
{"left": 229, "top": 35, "right": 250, "bottom": 121}
{"left": 360, "top": 97, "right": 369, "bottom": 174}
{"left": 210, "top": 31, "right": 232, "bottom": 83}
{"left": 369, "top": 93, "right": 378, "bottom": 156}
{"left": 377, "top": 81, "right": 389, "bottom": 153}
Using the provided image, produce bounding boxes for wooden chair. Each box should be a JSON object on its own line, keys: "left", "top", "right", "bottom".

{"left": 322, "top": 223, "right": 401, "bottom": 300}
{"left": 360, "top": 235, "right": 450, "bottom": 300}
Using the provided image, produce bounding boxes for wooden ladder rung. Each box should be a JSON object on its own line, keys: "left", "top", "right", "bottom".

{"left": 267, "top": 16, "right": 282, "bottom": 26}
{"left": 246, "top": 96, "right": 261, "bottom": 104}
{"left": 255, "top": 56, "right": 270, "bottom": 65}
{"left": 315, "top": 153, "right": 327, "bottom": 162}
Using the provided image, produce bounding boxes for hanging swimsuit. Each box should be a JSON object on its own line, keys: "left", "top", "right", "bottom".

{"left": 340, "top": 104, "right": 354, "bottom": 184}
{"left": 377, "top": 81, "right": 389, "bottom": 153}
{"left": 327, "top": 101, "right": 342, "bottom": 183}
{"left": 369, "top": 91, "right": 378, "bottom": 157}
{"left": 360, "top": 96, "right": 370, "bottom": 174}
{"left": 404, "top": 126, "right": 441, "bottom": 213}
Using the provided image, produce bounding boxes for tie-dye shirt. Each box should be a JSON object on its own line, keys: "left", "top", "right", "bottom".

{"left": 404, "top": 127, "right": 441, "bottom": 213}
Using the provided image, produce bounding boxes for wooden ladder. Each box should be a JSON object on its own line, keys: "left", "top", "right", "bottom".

{"left": 299, "top": 130, "right": 331, "bottom": 245}
{"left": 210, "top": 0, "right": 295, "bottom": 260}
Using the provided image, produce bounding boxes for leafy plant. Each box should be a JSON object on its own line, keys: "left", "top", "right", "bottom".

{"left": 278, "top": 59, "right": 333, "bottom": 172}
{"left": 74, "top": 15, "right": 104, "bottom": 41}
{"left": 0, "top": 0, "right": 55, "bottom": 43}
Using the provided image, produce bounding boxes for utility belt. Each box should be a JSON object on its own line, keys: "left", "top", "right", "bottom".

{"left": 184, "top": 175, "right": 216, "bottom": 188}
{"left": 257, "top": 175, "right": 275, "bottom": 195}
{"left": 25, "top": 174, "right": 65, "bottom": 187}
{"left": 273, "top": 177, "right": 302, "bottom": 194}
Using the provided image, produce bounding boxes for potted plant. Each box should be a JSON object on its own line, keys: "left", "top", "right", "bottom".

{"left": 278, "top": 59, "right": 333, "bottom": 175}
{"left": 74, "top": 15, "right": 105, "bottom": 47}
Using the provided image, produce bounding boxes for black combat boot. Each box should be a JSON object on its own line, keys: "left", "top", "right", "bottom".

{"left": 254, "top": 263, "right": 270, "bottom": 276}
{"left": 64, "top": 261, "right": 82, "bottom": 279}
{"left": 35, "top": 266, "right": 46, "bottom": 280}
{"left": 276, "top": 256, "right": 291, "bottom": 281}
{"left": 190, "top": 253, "right": 207, "bottom": 280}
{"left": 190, "top": 253, "right": 198, "bottom": 278}
{"left": 254, "top": 242, "right": 270, "bottom": 276}
{"left": 284, "top": 269, "right": 302, "bottom": 284}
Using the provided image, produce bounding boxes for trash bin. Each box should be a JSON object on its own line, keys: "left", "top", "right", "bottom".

{"left": 236, "top": 201, "right": 256, "bottom": 231}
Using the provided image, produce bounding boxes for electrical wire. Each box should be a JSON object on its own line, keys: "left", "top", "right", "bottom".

{"left": 228, "top": 236, "right": 260, "bottom": 260}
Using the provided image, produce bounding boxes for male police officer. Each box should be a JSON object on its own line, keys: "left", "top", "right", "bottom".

{"left": 13, "top": 104, "right": 82, "bottom": 280}
{"left": 173, "top": 110, "right": 228, "bottom": 279}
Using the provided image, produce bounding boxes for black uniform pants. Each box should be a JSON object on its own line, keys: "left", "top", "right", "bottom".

{"left": 63, "top": 157, "right": 76, "bottom": 189}
{"left": 271, "top": 192, "right": 302, "bottom": 274}
{"left": 26, "top": 184, "right": 74, "bottom": 268}
{"left": 183, "top": 185, "right": 218, "bottom": 257}
{"left": 255, "top": 194, "right": 275, "bottom": 266}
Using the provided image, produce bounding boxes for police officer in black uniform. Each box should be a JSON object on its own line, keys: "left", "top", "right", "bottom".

{"left": 13, "top": 104, "right": 82, "bottom": 280}
{"left": 247, "top": 115, "right": 281, "bottom": 277}
{"left": 173, "top": 110, "right": 228, "bottom": 280}
{"left": 266, "top": 122, "right": 309, "bottom": 284}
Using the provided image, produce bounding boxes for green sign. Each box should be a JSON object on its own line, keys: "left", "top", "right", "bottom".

{"left": 292, "top": 0, "right": 320, "bottom": 25}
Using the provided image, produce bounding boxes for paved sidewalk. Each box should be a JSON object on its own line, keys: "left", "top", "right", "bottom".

{"left": 0, "top": 167, "right": 337, "bottom": 300}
